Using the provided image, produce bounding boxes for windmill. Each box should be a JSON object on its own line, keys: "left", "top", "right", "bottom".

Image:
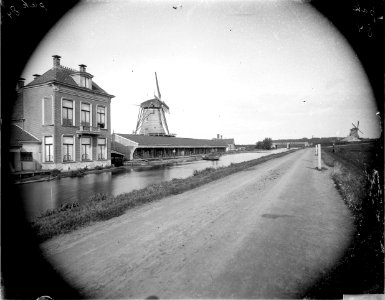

{"left": 342, "top": 121, "right": 363, "bottom": 142}
{"left": 134, "top": 73, "right": 173, "bottom": 136}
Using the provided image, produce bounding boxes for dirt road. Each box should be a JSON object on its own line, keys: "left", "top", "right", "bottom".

{"left": 42, "top": 148, "right": 354, "bottom": 299}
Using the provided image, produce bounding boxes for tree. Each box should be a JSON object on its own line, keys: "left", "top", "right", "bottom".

{"left": 256, "top": 137, "right": 272, "bottom": 150}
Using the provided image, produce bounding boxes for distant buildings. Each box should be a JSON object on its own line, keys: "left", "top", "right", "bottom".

{"left": 11, "top": 55, "right": 115, "bottom": 172}
{"left": 272, "top": 140, "right": 309, "bottom": 149}
{"left": 212, "top": 134, "right": 236, "bottom": 151}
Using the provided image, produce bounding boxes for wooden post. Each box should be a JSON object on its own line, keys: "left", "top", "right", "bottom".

{"left": 318, "top": 144, "right": 322, "bottom": 170}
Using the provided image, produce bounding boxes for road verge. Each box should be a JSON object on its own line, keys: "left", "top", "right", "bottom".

{"left": 304, "top": 143, "right": 384, "bottom": 297}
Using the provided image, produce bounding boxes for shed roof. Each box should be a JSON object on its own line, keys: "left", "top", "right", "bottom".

{"left": 116, "top": 134, "right": 229, "bottom": 148}
{"left": 10, "top": 125, "right": 40, "bottom": 147}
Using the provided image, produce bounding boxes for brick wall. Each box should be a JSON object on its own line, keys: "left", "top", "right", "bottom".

{"left": 20, "top": 83, "right": 113, "bottom": 170}
{"left": 22, "top": 85, "right": 53, "bottom": 139}
{"left": 11, "top": 91, "right": 24, "bottom": 120}
{"left": 53, "top": 87, "right": 112, "bottom": 164}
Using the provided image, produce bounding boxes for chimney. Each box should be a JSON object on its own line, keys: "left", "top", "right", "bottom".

{"left": 33, "top": 74, "right": 41, "bottom": 79}
{"left": 221, "top": 135, "right": 223, "bottom": 139}
{"left": 217, "top": 134, "right": 220, "bottom": 139}
{"left": 16, "top": 78, "right": 25, "bottom": 90}
{"left": 52, "top": 55, "right": 61, "bottom": 67}
{"left": 79, "top": 64, "right": 87, "bottom": 72}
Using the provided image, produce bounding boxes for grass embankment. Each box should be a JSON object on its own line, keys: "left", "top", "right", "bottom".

{"left": 31, "top": 149, "right": 296, "bottom": 242}
{"left": 304, "top": 142, "right": 384, "bottom": 298}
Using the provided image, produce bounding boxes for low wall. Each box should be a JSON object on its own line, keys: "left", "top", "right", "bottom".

{"left": 41, "top": 160, "right": 112, "bottom": 171}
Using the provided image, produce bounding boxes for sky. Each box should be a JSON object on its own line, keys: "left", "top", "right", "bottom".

{"left": 21, "top": 0, "right": 381, "bottom": 144}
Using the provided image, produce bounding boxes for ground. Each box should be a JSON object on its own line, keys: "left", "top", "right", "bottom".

{"left": 41, "top": 148, "right": 354, "bottom": 299}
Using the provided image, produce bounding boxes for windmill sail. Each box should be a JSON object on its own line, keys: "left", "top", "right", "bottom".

{"left": 155, "top": 72, "right": 161, "bottom": 99}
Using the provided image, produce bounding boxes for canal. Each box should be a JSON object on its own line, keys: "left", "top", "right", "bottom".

{"left": 18, "top": 150, "right": 287, "bottom": 219}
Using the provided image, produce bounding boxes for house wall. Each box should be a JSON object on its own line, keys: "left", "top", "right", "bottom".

{"left": 12, "top": 90, "right": 24, "bottom": 121}
{"left": 52, "top": 86, "right": 112, "bottom": 164}
{"left": 20, "top": 84, "right": 113, "bottom": 171}
{"left": 22, "top": 85, "right": 54, "bottom": 139}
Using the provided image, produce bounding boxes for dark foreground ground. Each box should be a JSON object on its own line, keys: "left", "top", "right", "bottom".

{"left": 41, "top": 149, "right": 354, "bottom": 298}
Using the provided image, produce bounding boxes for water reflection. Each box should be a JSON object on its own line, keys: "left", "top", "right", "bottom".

{"left": 19, "top": 150, "right": 286, "bottom": 219}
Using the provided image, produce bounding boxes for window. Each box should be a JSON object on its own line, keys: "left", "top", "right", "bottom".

{"left": 62, "top": 99, "right": 74, "bottom": 126}
{"left": 97, "top": 138, "right": 107, "bottom": 160}
{"left": 81, "top": 137, "right": 92, "bottom": 161}
{"left": 63, "top": 136, "right": 74, "bottom": 162}
{"left": 42, "top": 97, "right": 53, "bottom": 125}
{"left": 81, "top": 103, "right": 91, "bottom": 126}
{"left": 97, "top": 106, "right": 106, "bottom": 128}
{"left": 86, "top": 78, "right": 92, "bottom": 89}
{"left": 79, "top": 77, "right": 92, "bottom": 89}
{"left": 21, "top": 152, "right": 33, "bottom": 161}
{"left": 45, "top": 136, "right": 53, "bottom": 162}
{"left": 80, "top": 76, "right": 85, "bottom": 88}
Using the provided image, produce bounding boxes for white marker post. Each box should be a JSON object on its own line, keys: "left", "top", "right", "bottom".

{"left": 317, "top": 144, "right": 322, "bottom": 170}
{"left": 315, "top": 144, "right": 318, "bottom": 155}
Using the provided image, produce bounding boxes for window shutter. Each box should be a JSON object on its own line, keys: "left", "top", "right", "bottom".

{"left": 82, "top": 137, "right": 91, "bottom": 144}
{"left": 97, "top": 138, "right": 106, "bottom": 145}
{"left": 63, "top": 136, "right": 74, "bottom": 144}
{"left": 45, "top": 136, "right": 53, "bottom": 144}
{"left": 81, "top": 103, "right": 90, "bottom": 111}
{"left": 63, "top": 99, "right": 73, "bottom": 108}
{"left": 43, "top": 97, "right": 53, "bottom": 124}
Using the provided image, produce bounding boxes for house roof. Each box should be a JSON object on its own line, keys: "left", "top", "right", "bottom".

{"left": 213, "top": 138, "right": 235, "bottom": 144}
{"left": 116, "top": 134, "right": 229, "bottom": 148}
{"left": 10, "top": 125, "right": 40, "bottom": 147}
{"left": 25, "top": 65, "right": 113, "bottom": 97}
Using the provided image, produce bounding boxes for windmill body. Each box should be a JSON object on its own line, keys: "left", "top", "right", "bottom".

{"left": 341, "top": 121, "right": 363, "bottom": 142}
{"left": 134, "top": 73, "right": 173, "bottom": 136}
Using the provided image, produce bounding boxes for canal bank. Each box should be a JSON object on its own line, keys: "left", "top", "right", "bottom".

{"left": 18, "top": 149, "right": 289, "bottom": 219}
{"left": 13, "top": 154, "right": 205, "bottom": 185}
{"left": 29, "top": 149, "right": 296, "bottom": 241}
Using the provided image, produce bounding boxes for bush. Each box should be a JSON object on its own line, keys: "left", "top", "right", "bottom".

{"left": 70, "top": 169, "right": 86, "bottom": 177}
{"left": 193, "top": 167, "right": 216, "bottom": 176}
{"left": 50, "top": 169, "right": 61, "bottom": 176}
{"left": 89, "top": 193, "right": 110, "bottom": 202}
{"left": 60, "top": 202, "right": 80, "bottom": 211}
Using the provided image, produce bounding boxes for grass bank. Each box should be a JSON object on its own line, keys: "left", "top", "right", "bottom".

{"left": 304, "top": 142, "right": 384, "bottom": 298}
{"left": 31, "top": 149, "right": 297, "bottom": 242}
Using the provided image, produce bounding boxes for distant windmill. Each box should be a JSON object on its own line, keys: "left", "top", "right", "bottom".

{"left": 134, "top": 73, "right": 173, "bottom": 136}
{"left": 342, "top": 121, "right": 363, "bottom": 142}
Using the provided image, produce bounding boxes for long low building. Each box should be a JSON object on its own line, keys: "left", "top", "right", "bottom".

{"left": 112, "top": 134, "right": 233, "bottom": 160}
{"left": 272, "top": 140, "right": 310, "bottom": 148}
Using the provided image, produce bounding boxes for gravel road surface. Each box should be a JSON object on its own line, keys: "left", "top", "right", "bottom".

{"left": 42, "top": 148, "right": 354, "bottom": 298}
